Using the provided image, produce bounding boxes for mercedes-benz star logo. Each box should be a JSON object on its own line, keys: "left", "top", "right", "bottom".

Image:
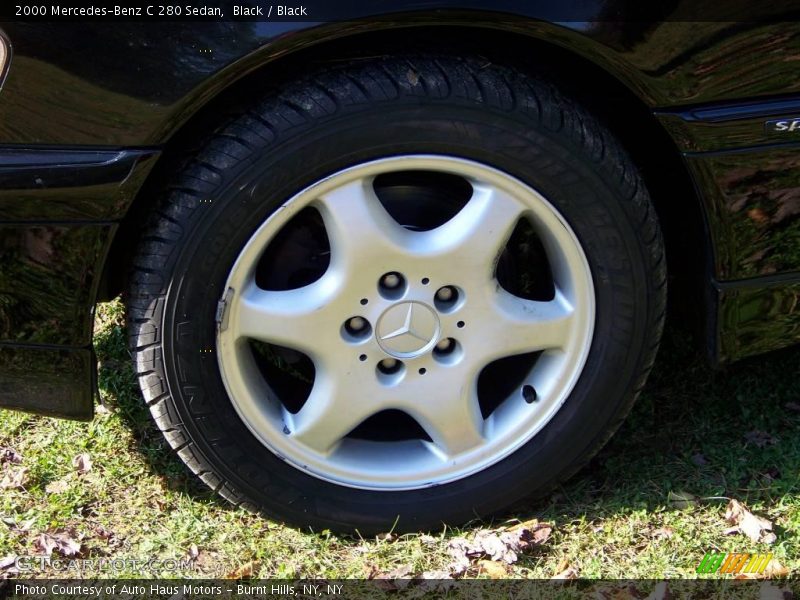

{"left": 376, "top": 301, "right": 440, "bottom": 359}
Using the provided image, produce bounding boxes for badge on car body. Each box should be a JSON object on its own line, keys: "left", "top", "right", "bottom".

{"left": 765, "top": 118, "right": 800, "bottom": 133}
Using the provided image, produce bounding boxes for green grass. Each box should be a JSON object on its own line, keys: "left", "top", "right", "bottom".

{"left": 0, "top": 299, "right": 797, "bottom": 579}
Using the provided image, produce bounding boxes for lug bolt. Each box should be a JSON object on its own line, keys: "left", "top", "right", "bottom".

{"left": 348, "top": 317, "right": 367, "bottom": 331}
{"left": 380, "top": 358, "right": 398, "bottom": 370}
{"left": 342, "top": 315, "right": 372, "bottom": 340}
{"left": 436, "top": 338, "right": 453, "bottom": 352}
{"left": 436, "top": 286, "right": 455, "bottom": 301}
{"left": 382, "top": 273, "right": 401, "bottom": 288}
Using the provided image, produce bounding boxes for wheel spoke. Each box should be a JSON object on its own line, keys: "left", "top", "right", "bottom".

{"left": 231, "top": 278, "right": 339, "bottom": 356}
{"left": 467, "top": 287, "right": 576, "bottom": 363}
{"left": 416, "top": 184, "right": 525, "bottom": 280}
{"left": 314, "top": 178, "right": 411, "bottom": 274}
{"left": 285, "top": 368, "right": 380, "bottom": 455}
{"left": 407, "top": 383, "right": 486, "bottom": 458}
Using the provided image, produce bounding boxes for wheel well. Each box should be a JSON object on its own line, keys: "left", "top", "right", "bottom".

{"left": 102, "top": 25, "right": 712, "bottom": 350}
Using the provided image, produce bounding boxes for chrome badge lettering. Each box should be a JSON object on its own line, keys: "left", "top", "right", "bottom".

{"left": 765, "top": 118, "right": 800, "bottom": 133}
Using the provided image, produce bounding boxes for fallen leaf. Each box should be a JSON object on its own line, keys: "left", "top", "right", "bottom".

{"left": 34, "top": 530, "right": 82, "bottom": 557}
{"left": 188, "top": 544, "right": 200, "bottom": 560}
{"left": 45, "top": 476, "right": 72, "bottom": 494}
{"left": 224, "top": 560, "right": 259, "bottom": 579}
{"left": 382, "top": 564, "right": 413, "bottom": 579}
{"left": 95, "top": 404, "right": 111, "bottom": 416}
{"left": 0, "top": 554, "right": 18, "bottom": 578}
{"left": 477, "top": 559, "right": 507, "bottom": 578}
{"left": 33, "top": 534, "right": 57, "bottom": 556}
{"left": 724, "top": 499, "right": 775, "bottom": 544}
{"left": 376, "top": 532, "right": 396, "bottom": 542}
{"left": 418, "top": 534, "right": 437, "bottom": 545}
{"left": 785, "top": 401, "right": 800, "bottom": 413}
{"left": 72, "top": 453, "right": 92, "bottom": 474}
{"left": 552, "top": 565, "right": 579, "bottom": 579}
{"left": 763, "top": 559, "right": 790, "bottom": 579}
{"left": 554, "top": 558, "right": 570, "bottom": 573}
{"left": 646, "top": 582, "right": 672, "bottom": 600}
{"left": 651, "top": 527, "right": 674, "bottom": 540}
{"left": 0, "top": 448, "right": 22, "bottom": 465}
{"left": 744, "top": 431, "right": 777, "bottom": 448}
{"left": 667, "top": 490, "right": 697, "bottom": 509}
{"left": 0, "top": 467, "right": 28, "bottom": 490}
{"left": 691, "top": 453, "right": 709, "bottom": 466}
{"left": 419, "top": 569, "right": 452, "bottom": 579}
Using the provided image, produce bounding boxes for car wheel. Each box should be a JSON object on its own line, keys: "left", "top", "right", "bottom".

{"left": 127, "top": 55, "right": 665, "bottom": 532}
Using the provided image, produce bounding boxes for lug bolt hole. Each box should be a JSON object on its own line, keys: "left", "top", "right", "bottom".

{"left": 457, "top": 320, "right": 465, "bottom": 328}
{"left": 434, "top": 285, "right": 462, "bottom": 312}
{"left": 418, "top": 368, "right": 427, "bottom": 375}
{"left": 341, "top": 316, "right": 372, "bottom": 342}
{"left": 359, "top": 354, "right": 367, "bottom": 362}
{"left": 434, "top": 337, "right": 456, "bottom": 356}
{"left": 378, "top": 272, "right": 407, "bottom": 300}
{"left": 360, "top": 298, "right": 368, "bottom": 306}
{"left": 433, "top": 338, "right": 463, "bottom": 366}
{"left": 421, "top": 277, "right": 430, "bottom": 285}
{"left": 522, "top": 385, "right": 538, "bottom": 404}
{"left": 377, "top": 358, "right": 402, "bottom": 375}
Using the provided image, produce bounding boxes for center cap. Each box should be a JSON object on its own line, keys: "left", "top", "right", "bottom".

{"left": 376, "top": 301, "right": 441, "bottom": 359}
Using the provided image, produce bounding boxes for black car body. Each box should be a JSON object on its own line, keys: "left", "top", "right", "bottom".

{"left": 0, "top": 2, "right": 799, "bottom": 530}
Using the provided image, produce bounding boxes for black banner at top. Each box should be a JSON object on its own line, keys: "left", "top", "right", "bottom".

{"left": 4, "top": 0, "right": 800, "bottom": 22}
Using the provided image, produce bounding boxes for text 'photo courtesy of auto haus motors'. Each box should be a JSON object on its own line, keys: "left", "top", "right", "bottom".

{"left": 0, "top": 7, "right": 799, "bottom": 534}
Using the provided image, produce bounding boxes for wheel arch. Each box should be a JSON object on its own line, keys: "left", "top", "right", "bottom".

{"left": 101, "top": 23, "right": 714, "bottom": 357}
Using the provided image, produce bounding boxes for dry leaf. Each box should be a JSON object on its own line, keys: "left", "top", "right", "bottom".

{"left": 72, "top": 453, "right": 92, "bottom": 474}
{"left": 646, "top": 582, "right": 672, "bottom": 600}
{"left": 744, "top": 431, "right": 777, "bottom": 448}
{"left": 188, "top": 544, "right": 199, "bottom": 560}
{"left": 419, "top": 534, "right": 437, "bottom": 545}
{"left": 691, "top": 453, "right": 708, "bottom": 466}
{"left": 45, "top": 476, "right": 72, "bottom": 494}
{"left": 667, "top": 490, "right": 697, "bottom": 508}
{"left": 376, "top": 532, "right": 396, "bottom": 542}
{"left": 33, "top": 534, "right": 57, "bottom": 556}
{"left": 382, "top": 564, "right": 413, "bottom": 579}
{"left": 477, "top": 559, "right": 507, "bottom": 578}
{"left": 763, "top": 559, "right": 790, "bottom": 578}
{"left": 0, "top": 448, "right": 22, "bottom": 465}
{"left": 0, "top": 467, "right": 28, "bottom": 490}
{"left": 95, "top": 404, "right": 111, "bottom": 415}
{"left": 34, "top": 530, "right": 82, "bottom": 557}
{"left": 0, "top": 554, "right": 18, "bottom": 578}
{"left": 651, "top": 527, "right": 674, "bottom": 540}
{"left": 785, "top": 401, "right": 800, "bottom": 412}
{"left": 419, "top": 569, "right": 452, "bottom": 579}
{"left": 553, "top": 565, "right": 579, "bottom": 579}
{"left": 224, "top": 560, "right": 259, "bottom": 579}
{"left": 555, "top": 557, "right": 570, "bottom": 573}
{"left": 724, "top": 499, "right": 775, "bottom": 544}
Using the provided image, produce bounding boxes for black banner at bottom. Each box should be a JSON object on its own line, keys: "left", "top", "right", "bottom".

{"left": 0, "top": 579, "right": 798, "bottom": 600}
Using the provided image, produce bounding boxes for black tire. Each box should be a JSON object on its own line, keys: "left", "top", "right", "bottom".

{"left": 127, "top": 55, "right": 666, "bottom": 533}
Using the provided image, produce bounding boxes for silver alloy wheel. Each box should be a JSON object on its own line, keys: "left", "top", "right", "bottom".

{"left": 216, "top": 155, "right": 595, "bottom": 490}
